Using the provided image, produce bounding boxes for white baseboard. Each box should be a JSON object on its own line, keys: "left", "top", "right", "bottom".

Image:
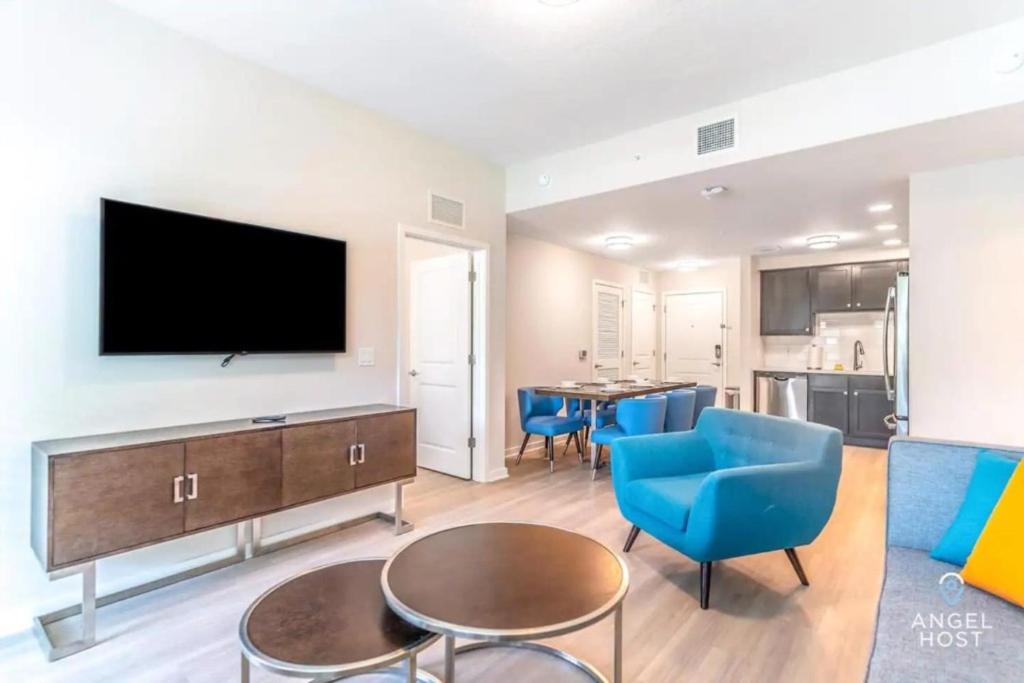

{"left": 503, "top": 433, "right": 574, "bottom": 458}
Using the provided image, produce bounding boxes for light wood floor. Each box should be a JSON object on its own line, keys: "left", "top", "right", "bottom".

{"left": 2, "top": 445, "right": 887, "bottom": 682}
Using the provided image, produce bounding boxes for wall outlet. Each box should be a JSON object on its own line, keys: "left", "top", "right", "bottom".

{"left": 358, "top": 347, "right": 375, "bottom": 367}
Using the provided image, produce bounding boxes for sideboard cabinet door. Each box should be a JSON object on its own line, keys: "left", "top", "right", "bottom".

{"left": 281, "top": 420, "right": 357, "bottom": 507}
{"left": 51, "top": 444, "right": 185, "bottom": 567}
{"left": 184, "top": 431, "right": 282, "bottom": 532}
{"left": 355, "top": 412, "right": 416, "bottom": 488}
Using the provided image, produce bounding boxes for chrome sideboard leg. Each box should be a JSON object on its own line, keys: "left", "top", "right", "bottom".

{"left": 240, "top": 652, "right": 250, "bottom": 683}
{"left": 407, "top": 651, "right": 417, "bottom": 683}
{"left": 376, "top": 478, "right": 415, "bottom": 535}
{"left": 32, "top": 561, "right": 96, "bottom": 661}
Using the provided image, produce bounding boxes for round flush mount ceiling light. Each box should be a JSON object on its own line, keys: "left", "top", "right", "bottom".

{"left": 701, "top": 185, "right": 727, "bottom": 199}
{"left": 677, "top": 259, "right": 708, "bottom": 272}
{"left": 806, "top": 234, "right": 840, "bottom": 250}
{"left": 875, "top": 223, "right": 899, "bottom": 232}
{"left": 868, "top": 202, "right": 893, "bottom": 213}
{"left": 538, "top": 0, "right": 580, "bottom": 6}
{"left": 883, "top": 238, "right": 903, "bottom": 247}
{"left": 605, "top": 235, "right": 633, "bottom": 251}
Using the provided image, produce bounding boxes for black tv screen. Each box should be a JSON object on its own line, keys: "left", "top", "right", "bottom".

{"left": 100, "top": 199, "right": 346, "bottom": 355}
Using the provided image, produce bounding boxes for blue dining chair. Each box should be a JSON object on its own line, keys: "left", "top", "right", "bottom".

{"left": 565, "top": 398, "right": 616, "bottom": 451}
{"left": 664, "top": 389, "right": 697, "bottom": 432}
{"left": 590, "top": 396, "right": 666, "bottom": 479}
{"left": 516, "top": 388, "right": 585, "bottom": 472}
{"left": 692, "top": 385, "right": 718, "bottom": 423}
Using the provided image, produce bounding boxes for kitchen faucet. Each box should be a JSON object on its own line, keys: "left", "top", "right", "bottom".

{"left": 854, "top": 340, "right": 865, "bottom": 371}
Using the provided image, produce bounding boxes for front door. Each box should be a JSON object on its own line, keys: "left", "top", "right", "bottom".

{"left": 592, "top": 282, "right": 624, "bottom": 381}
{"left": 631, "top": 288, "right": 657, "bottom": 378}
{"left": 663, "top": 291, "right": 724, "bottom": 397}
{"left": 409, "top": 252, "right": 472, "bottom": 479}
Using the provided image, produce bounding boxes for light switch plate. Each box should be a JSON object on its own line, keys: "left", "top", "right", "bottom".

{"left": 358, "top": 347, "right": 375, "bottom": 367}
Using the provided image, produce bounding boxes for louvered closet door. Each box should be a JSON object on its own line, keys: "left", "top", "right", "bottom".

{"left": 592, "top": 282, "right": 624, "bottom": 381}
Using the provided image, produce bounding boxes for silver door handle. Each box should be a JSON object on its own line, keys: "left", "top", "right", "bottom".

{"left": 594, "top": 363, "right": 603, "bottom": 369}
{"left": 186, "top": 473, "right": 198, "bottom": 500}
{"left": 711, "top": 362, "right": 722, "bottom": 367}
{"left": 408, "top": 370, "right": 418, "bottom": 377}
{"left": 173, "top": 475, "right": 184, "bottom": 504}
{"left": 348, "top": 444, "right": 357, "bottom": 466}
{"left": 883, "top": 413, "right": 897, "bottom": 430}
{"left": 357, "top": 443, "right": 366, "bottom": 464}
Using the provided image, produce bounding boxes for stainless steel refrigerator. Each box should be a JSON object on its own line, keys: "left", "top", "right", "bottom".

{"left": 883, "top": 271, "right": 909, "bottom": 435}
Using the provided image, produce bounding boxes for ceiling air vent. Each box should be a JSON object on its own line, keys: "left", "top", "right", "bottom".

{"left": 696, "top": 118, "right": 736, "bottom": 156}
{"left": 428, "top": 192, "right": 465, "bottom": 229}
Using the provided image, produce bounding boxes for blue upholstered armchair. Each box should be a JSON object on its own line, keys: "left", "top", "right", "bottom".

{"left": 612, "top": 408, "right": 843, "bottom": 608}
{"left": 516, "top": 388, "right": 584, "bottom": 472}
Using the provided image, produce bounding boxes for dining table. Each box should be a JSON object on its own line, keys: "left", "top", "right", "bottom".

{"left": 534, "top": 380, "right": 697, "bottom": 477}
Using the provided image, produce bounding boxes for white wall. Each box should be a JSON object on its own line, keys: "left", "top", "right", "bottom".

{"left": 0, "top": 0, "right": 505, "bottom": 633}
{"left": 505, "top": 234, "right": 656, "bottom": 450}
{"left": 909, "top": 156, "right": 1024, "bottom": 446}
{"left": 507, "top": 18, "right": 1024, "bottom": 211}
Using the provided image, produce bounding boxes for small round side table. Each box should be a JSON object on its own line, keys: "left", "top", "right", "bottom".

{"left": 382, "top": 522, "right": 629, "bottom": 683}
{"left": 240, "top": 558, "right": 440, "bottom": 682}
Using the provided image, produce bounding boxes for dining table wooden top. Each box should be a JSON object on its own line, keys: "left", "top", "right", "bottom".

{"left": 534, "top": 380, "right": 697, "bottom": 402}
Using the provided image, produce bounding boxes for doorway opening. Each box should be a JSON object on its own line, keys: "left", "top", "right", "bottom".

{"left": 663, "top": 290, "right": 726, "bottom": 403}
{"left": 398, "top": 228, "right": 488, "bottom": 481}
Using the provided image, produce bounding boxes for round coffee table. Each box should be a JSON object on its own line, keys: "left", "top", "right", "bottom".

{"left": 240, "top": 558, "right": 441, "bottom": 682}
{"left": 382, "top": 522, "right": 629, "bottom": 683}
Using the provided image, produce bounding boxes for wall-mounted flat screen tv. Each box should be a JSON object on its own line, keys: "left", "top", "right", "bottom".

{"left": 100, "top": 199, "right": 346, "bottom": 355}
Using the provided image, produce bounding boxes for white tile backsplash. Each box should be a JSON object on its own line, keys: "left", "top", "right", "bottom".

{"left": 762, "top": 311, "right": 885, "bottom": 371}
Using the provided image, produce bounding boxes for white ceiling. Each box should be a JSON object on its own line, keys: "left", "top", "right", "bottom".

{"left": 111, "top": 0, "right": 1024, "bottom": 163}
{"left": 507, "top": 103, "right": 1024, "bottom": 270}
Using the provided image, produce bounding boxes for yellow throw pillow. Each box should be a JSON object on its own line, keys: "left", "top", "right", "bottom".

{"left": 962, "top": 462, "right": 1024, "bottom": 607}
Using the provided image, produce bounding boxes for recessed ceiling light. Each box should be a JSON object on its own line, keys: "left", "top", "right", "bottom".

{"left": 883, "top": 238, "right": 903, "bottom": 247}
{"left": 875, "top": 223, "right": 899, "bottom": 232}
{"left": 806, "top": 234, "right": 840, "bottom": 250}
{"left": 701, "top": 185, "right": 727, "bottom": 199}
{"left": 605, "top": 235, "right": 633, "bottom": 251}
{"left": 538, "top": 0, "right": 579, "bottom": 6}
{"left": 537, "top": 174, "right": 551, "bottom": 187}
{"left": 868, "top": 202, "right": 893, "bottom": 213}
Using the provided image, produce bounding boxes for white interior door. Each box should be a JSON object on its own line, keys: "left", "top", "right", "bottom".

{"left": 631, "top": 288, "right": 657, "bottom": 378}
{"left": 409, "top": 253, "right": 472, "bottom": 478}
{"left": 592, "top": 282, "right": 624, "bottom": 381}
{"left": 663, "top": 291, "right": 725, "bottom": 397}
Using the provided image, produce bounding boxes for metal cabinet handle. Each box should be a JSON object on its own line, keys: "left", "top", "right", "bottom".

{"left": 856, "top": 302, "right": 862, "bottom": 307}
{"left": 804, "top": 327, "right": 810, "bottom": 332}
{"left": 853, "top": 391, "right": 859, "bottom": 396}
{"left": 846, "top": 303, "right": 851, "bottom": 308}
{"left": 348, "top": 444, "right": 357, "bottom": 466}
{"left": 186, "top": 473, "right": 198, "bottom": 500}
{"left": 843, "top": 391, "right": 848, "bottom": 396}
{"left": 357, "top": 443, "right": 367, "bottom": 464}
{"left": 173, "top": 475, "right": 184, "bottom": 504}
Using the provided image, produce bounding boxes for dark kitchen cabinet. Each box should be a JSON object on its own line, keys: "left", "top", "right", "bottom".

{"left": 761, "top": 268, "right": 812, "bottom": 335}
{"left": 811, "top": 265, "right": 853, "bottom": 313}
{"left": 848, "top": 375, "right": 893, "bottom": 441}
{"left": 852, "top": 261, "right": 900, "bottom": 310}
{"left": 806, "top": 373, "right": 892, "bottom": 447}
{"left": 808, "top": 374, "right": 849, "bottom": 434}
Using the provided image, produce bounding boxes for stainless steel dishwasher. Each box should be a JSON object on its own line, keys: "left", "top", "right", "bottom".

{"left": 755, "top": 373, "right": 808, "bottom": 420}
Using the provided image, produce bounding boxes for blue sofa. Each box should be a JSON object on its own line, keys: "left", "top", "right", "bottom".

{"left": 867, "top": 437, "right": 1024, "bottom": 682}
{"left": 612, "top": 408, "right": 843, "bottom": 608}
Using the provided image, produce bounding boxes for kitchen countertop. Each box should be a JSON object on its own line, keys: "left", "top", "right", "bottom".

{"left": 754, "top": 368, "right": 884, "bottom": 376}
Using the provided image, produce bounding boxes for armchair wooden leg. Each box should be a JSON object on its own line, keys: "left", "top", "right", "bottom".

{"left": 784, "top": 548, "right": 810, "bottom": 586}
{"left": 700, "top": 562, "right": 712, "bottom": 610}
{"left": 623, "top": 525, "right": 641, "bottom": 553}
{"left": 562, "top": 434, "right": 571, "bottom": 457}
{"left": 573, "top": 431, "right": 584, "bottom": 463}
{"left": 514, "top": 434, "right": 530, "bottom": 465}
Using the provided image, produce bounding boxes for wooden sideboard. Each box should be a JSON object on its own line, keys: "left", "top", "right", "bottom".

{"left": 30, "top": 403, "right": 416, "bottom": 659}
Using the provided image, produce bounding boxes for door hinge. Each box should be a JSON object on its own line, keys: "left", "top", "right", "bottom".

{"left": 467, "top": 436, "right": 477, "bottom": 449}
{"left": 652, "top": 304, "right": 656, "bottom": 311}
{"left": 468, "top": 270, "right": 477, "bottom": 283}
{"left": 621, "top": 300, "right": 625, "bottom": 308}
{"left": 468, "top": 353, "right": 476, "bottom": 366}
